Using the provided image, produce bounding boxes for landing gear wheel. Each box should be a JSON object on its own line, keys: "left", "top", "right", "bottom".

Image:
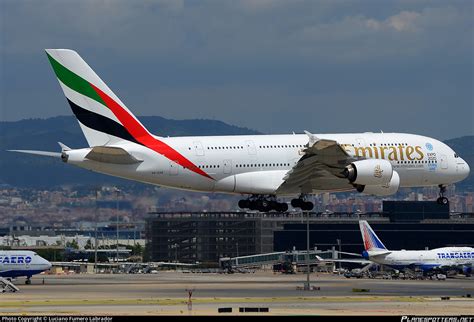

{"left": 301, "top": 201, "right": 314, "bottom": 211}
{"left": 239, "top": 195, "right": 288, "bottom": 212}
{"left": 291, "top": 199, "right": 302, "bottom": 208}
{"left": 25, "top": 278, "right": 31, "bottom": 285}
{"left": 437, "top": 197, "right": 449, "bottom": 205}
{"left": 275, "top": 202, "right": 288, "bottom": 212}
{"left": 291, "top": 198, "right": 314, "bottom": 211}
{"left": 280, "top": 202, "right": 289, "bottom": 212}
{"left": 437, "top": 185, "right": 449, "bottom": 205}
{"left": 248, "top": 201, "right": 258, "bottom": 211}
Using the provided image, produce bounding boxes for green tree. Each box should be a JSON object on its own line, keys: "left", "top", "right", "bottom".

{"left": 85, "top": 239, "right": 93, "bottom": 250}
{"left": 131, "top": 243, "right": 143, "bottom": 256}
{"left": 66, "top": 239, "right": 79, "bottom": 249}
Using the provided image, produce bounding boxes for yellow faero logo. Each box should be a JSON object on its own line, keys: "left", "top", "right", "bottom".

{"left": 374, "top": 165, "right": 383, "bottom": 178}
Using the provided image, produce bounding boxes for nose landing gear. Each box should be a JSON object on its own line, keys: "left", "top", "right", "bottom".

{"left": 436, "top": 185, "right": 449, "bottom": 205}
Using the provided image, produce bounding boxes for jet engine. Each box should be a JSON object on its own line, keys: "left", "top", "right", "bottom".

{"left": 356, "top": 170, "right": 400, "bottom": 196}
{"left": 343, "top": 159, "right": 393, "bottom": 186}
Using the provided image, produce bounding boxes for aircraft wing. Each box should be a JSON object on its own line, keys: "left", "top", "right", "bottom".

{"left": 276, "top": 131, "right": 356, "bottom": 194}
{"left": 85, "top": 146, "right": 143, "bottom": 164}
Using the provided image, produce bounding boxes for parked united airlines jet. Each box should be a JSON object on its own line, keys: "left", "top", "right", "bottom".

{"left": 10, "top": 49, "right": 470, "bottom": 211}
{"left": 360, "top": 220, "right": 473, "bottom": 276}
{"left": 0, "top": 251, "right": 52, "bottom": 285}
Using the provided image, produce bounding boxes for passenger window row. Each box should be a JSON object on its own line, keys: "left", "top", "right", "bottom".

{"left": 259, "top": 145, "right": 304, "bottom": 149}
{"left": 397, "top": 160, "right": 437, "bottom": 164}
{"left": 236, "top": 163, "right": 291, "bottom": 168}
{"left": 369, "top": 143, "right": 408, "bottom": 147}
{"left": 198, "top": 165, "right": 220, "bottom": 169}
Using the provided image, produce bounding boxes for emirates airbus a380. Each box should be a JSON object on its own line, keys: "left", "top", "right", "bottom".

{"left": 11, "top": 49, "right": 470, "bottom": 212}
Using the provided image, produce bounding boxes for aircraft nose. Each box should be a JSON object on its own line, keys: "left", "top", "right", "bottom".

{"left": 460, "top": 159, "right": 470, "bottom": 180}
{"left": 43, "top": 259, "right": 52, "bottom": 270}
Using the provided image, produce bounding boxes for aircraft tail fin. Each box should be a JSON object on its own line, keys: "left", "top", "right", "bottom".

{"left": 359, "top": 220, "right": 387, "bottom": 251}
{"left": 45, "top": 49, "right": 152, "bottom": 147}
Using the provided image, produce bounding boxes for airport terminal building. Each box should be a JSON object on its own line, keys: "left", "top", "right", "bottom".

{"left": 145, "top": 201, "right": 474, "bottom": 264}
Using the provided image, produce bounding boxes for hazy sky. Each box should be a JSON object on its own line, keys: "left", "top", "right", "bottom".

{"left": 1, "top": 0, "right": 473, "bottom": 139}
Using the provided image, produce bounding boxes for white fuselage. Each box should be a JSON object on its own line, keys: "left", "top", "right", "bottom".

{"left": 367, "top": 247, "right": 474, "bottom": 271}
{"left": 66, "top": 132, "right": 470, "bottom": 196}
{"left": 0, "top": 251, "right": 52, "bottom": 278}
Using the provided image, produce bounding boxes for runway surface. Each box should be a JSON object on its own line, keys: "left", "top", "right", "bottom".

{"left": 1, "top": 272, "right": 473, "bottom": 315}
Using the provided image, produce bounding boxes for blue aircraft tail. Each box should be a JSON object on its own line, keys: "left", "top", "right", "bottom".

{"left": 359, "top": 220, "right": 387, "bottom": 251}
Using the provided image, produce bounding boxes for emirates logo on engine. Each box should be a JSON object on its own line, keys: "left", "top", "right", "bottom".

{"left": 374, "top": 164, "right": 383, "bottom": 178}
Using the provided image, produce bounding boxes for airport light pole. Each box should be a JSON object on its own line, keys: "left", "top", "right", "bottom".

{"left": 114, "top": 187, "right": 121, "bottom": 264}
{"left": 336, "top": 239, "right": 341, "bottom": 270}
{"left": 94, "top": 188, "right": 99, "bottom": 273}
{"left": 304, "top": 210, "right": 311, "bottom": 290}
{"left": 173, "top": 243, "right": 178, "bottom": 272}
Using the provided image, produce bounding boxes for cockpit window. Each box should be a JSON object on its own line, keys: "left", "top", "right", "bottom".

{"left": 454, "top": 154, "right": 459, "bottom": 158}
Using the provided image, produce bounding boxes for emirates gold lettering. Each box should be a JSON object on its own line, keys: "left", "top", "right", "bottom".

{"left": 354, "top": 147, "right": 373, "bottom": 158}
{"left": 346, "top": 144, "right": 424, "bottom": 162}
{"left": 388, "top": 146, "right": 398, "bottom": 160}
{"left": 414, "top": 146, "right": 424, "bottom": 160}
{"left": 397, "top": 145, "right": 405, "bottom": 161}
{"left": 406, "top": 146, "right": 415, "bottom": 160}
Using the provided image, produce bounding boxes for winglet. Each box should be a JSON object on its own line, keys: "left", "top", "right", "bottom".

{"left": 304, "top": 130, "right": 319, "bottom": 147}
{"left": 58, "top": 142, "right": 71, "bottom": 152}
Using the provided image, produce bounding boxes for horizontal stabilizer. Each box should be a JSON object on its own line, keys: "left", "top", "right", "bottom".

{"left": 367, "top": 250, "right": 391, "bottom": 257}
{"left": 8, "top": 150, "right": 61, "bottom": 158}
{"left": 85, "top": 146, "right": 142, "bottom": 164}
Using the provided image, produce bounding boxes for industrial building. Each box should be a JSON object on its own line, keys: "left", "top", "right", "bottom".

{"left": 145, "top": 212, "right": 276, "bottom": 264}
{"left": 146, "top": 201, "right": 474, "bottom": 264}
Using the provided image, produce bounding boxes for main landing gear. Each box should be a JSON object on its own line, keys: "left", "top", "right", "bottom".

{"left": 238, "top": 195, "right": 288, "bottom": 212}
{"left": 290, "top": 197, "right": 314, "bottom": 211}
{"left": 436, "top": 185, "right": 449, "bottom": 205}
{"left": 25, "top": 277, "right": 31, "bottom": 285}
{"left": 238, "top": 195, "right": 314, "bottom": 212}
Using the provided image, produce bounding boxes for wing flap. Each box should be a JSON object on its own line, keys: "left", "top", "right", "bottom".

{"left": 276, "top": 132, "right": 355, "bottom": 194}
{"left": 85, "top": 146, "right": 142, "bottom": 164}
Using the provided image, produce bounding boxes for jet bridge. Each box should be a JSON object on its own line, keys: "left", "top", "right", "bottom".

{"left": 219, "top": 250, "right": 337, "bottom": 269}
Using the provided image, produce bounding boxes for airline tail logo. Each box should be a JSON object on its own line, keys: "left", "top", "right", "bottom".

{"left": 359, "top": 220, "right": 387, "bottom": 251}
{"left": 45, "top": 49, "right": 213, "bottom": 180}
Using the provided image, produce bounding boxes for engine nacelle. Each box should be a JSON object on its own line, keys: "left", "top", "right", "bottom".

{"left": 357, "top": 170, "right": 400, "bottom": 196}
{"left": 343, "top": 159, "right": 393, "bottom": 186}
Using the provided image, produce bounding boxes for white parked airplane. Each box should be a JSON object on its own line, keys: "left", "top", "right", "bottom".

{"left": 360, "top": 220, "right": 473, "bottom": 276}
{"left": 10, "top": 49, "right": 470, "bottom": 211}
{"left": 0, "top": 250, "right": 52, "bottom": 284}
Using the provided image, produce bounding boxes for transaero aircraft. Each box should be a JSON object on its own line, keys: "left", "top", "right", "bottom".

{"left": 0, "top": 251, "right": 52, "bottom": 284}
{"left": 10, "top": 49, "right": 470, "bottom": 212}
{"left": 360, "top": 221, "right": 473, "bottom": 276}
